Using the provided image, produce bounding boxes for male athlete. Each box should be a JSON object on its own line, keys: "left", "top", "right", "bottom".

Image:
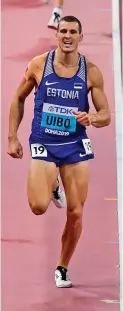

{"left": 8, "top": 16, "right": 111, "bottom": 288}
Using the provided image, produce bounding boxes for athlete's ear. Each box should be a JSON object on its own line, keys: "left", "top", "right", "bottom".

{"left": 56, "top": 30, "right": 59, "bottom": 40}
{"left": 79, "top": 33, "right": 83, "bottom": 43}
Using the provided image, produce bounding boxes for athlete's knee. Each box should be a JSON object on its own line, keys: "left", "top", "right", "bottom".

{"left": 29, "top": 198, "right": 49, "bottom": 215}
{"left": 67, "top": 204, "right": 83, "bottom": 228}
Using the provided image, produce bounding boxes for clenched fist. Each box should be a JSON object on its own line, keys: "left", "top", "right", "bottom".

{"left": 7, "top": 137, "right": 23, "bottom": 159}
{"left": 73, "top": 111, "right": 91, "bottom": 126}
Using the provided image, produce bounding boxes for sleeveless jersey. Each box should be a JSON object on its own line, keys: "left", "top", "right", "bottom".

{"left": 29, "top": 49, "right": 90, "bottom": 145}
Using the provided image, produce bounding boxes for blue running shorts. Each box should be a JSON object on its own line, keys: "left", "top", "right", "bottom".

{"left": 29, "top": 137, "right": 94, "bottom": 166}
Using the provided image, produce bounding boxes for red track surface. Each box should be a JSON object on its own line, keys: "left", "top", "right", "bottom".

{"left": 2, "top": 0, "right": 120, "bottom": 310}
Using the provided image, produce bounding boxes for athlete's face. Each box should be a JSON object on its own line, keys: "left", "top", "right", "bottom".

{"left": 56, "top": 21, "right": 83, "bottom": 53}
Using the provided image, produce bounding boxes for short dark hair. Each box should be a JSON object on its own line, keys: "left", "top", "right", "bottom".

{"left": 58, "top": 15, "right": 82, "bottom": 34}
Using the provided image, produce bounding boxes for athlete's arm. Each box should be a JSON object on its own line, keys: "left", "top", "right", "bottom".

{"left": 89, "top": 65, "right": 111, "bottom": 128}
{"left": 8, "top": 60, "right": 36, "bottom": 140}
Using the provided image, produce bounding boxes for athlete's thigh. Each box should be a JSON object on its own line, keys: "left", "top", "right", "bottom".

{"left": 27, "top": 159, "right": 59, "bottom": 206}
{"left": 60, "top": 161, "right": 90, "bottom": 209}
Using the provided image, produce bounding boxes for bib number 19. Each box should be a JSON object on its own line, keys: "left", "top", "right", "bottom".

{"left": 31, "top": 144, "right": 47, "bottom": 157}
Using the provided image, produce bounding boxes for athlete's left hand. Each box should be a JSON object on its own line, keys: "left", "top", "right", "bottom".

{"left": 73, "top": 111, "right": 91, "bottom": 126}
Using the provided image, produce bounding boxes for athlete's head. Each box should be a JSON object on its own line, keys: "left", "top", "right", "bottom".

{"left": 56, "top": 16, "right": 83, "bottom": 53}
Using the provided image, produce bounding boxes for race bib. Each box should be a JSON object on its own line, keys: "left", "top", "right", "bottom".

{"left": 31, "top": 144, "right": 47, "bottom": 157}
{"left": 41, "top": 103, "right": 78, "bottom": 132}
{"left": 82, "top": 139, "right": 92, "bottom": 155}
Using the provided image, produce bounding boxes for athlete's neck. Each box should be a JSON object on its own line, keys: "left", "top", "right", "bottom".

{"left": 55, "top": 48, "right": 80, "bottom": 67}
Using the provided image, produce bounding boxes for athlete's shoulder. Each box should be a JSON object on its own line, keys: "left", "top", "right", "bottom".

{"left": 85, "top": 57, "right": 104, "bottom": 87}
{"left": 24, "top": 52, "right": 49, "bottom": 80}
{"left": 28, "top": 52, "right": 49, "bottom": 70}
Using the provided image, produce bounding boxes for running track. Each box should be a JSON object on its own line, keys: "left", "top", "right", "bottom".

{"left": 2, "top": 0, "right": 120, "bottom": 310}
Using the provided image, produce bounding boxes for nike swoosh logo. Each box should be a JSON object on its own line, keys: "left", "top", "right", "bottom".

{"left": 79, "top": 153, "right": 87, "bottom": 157}
{"left": 45, "top": 81, "right": 59, "bottom": 86}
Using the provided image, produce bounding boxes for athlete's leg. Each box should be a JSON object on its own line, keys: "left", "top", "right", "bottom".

{"left": 48, "top": 0, "right": 63, "bottom": 29}
{"left": 55, "top": 0, "right": 63, "bottom": 6}
{"left": 27, "top": 160, "right": 59, "bottom": 215}
{"left": 55, "top": 161, "right": 89, "bottom": 286}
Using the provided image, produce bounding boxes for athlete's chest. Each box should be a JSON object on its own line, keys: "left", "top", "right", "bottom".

{"left": 41, "top": 68, "right": 87, "bottom": 101}
{"left": 53, "top": 63, "right": 79, "bottom": 78}
{"left": 44, "top": 79, "right": 84, "bottom": 102}
{"left": 40, "top": 76, "right": 87, "bottom": 134}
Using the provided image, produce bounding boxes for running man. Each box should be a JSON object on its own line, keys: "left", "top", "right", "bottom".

{"left": 8, "top": 16, "right": 111, "bottom": 288}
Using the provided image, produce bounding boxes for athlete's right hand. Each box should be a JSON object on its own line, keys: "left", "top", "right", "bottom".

{"left": 7, "top": 137, "right": 23, "bottom": 159}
